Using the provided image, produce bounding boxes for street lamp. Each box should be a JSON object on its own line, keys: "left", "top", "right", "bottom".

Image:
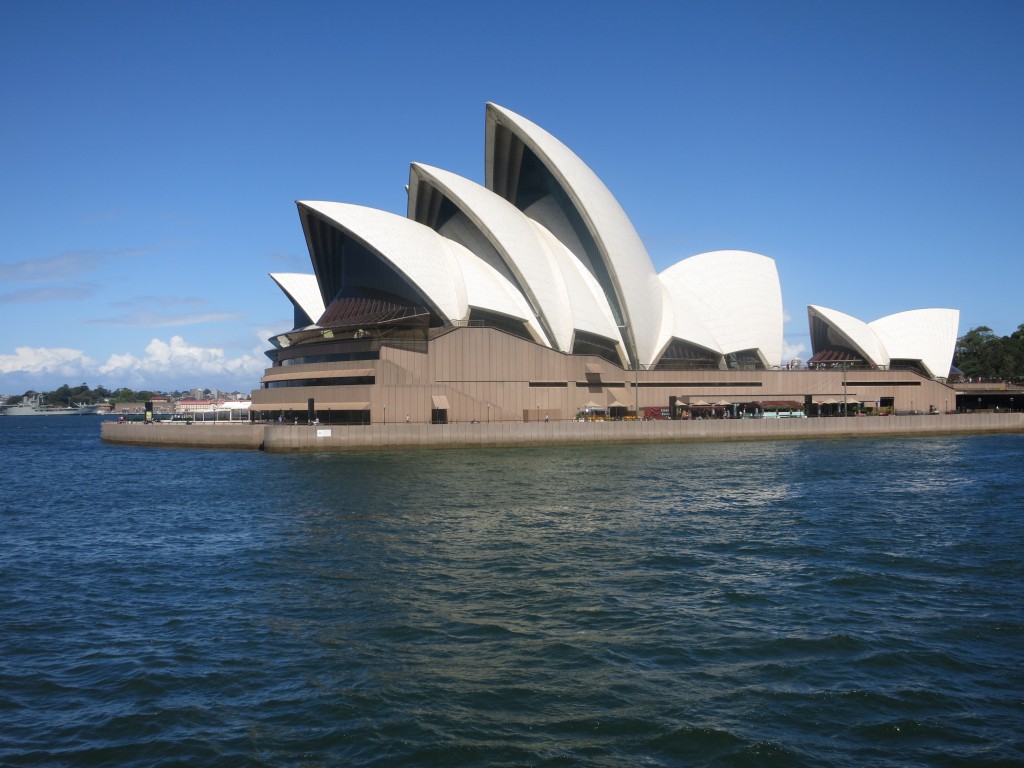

{"left": 384, "top": 403, "right": 387, "bottom": 425}
{"left": 842, "top": 361, "right": 848, "bottom": 417}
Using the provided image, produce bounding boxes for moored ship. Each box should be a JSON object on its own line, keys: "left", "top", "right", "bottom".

{"left": 0, "top": 394, "right": 98, "bottom": 416}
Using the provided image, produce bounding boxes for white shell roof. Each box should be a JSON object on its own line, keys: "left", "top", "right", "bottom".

{"left": 447, "top": 243, "right": 549, "bottom": 345}
{"left": 808, "top": 305, "right": 890, "bottom": 367}
{"left": 869, "top": 308, "right": 959, "bottom": 379}
{"left": 527, "top": 219, "right": 624, "bottom": 356}
{"left": 485, "top": 103, "right": 663, "bottom": 366}
{"left": 407, "top": 163, "right": 623, "bottom": 354}
{"left": 269, "top": 272, "right": 326, "bottom": 327}
{"left": 655, "top": 276, "right": 721, "bottom": 358}
{"left": 281, "top": 105, "right": 961, "bottom": 381}
{"left": 299, "top": 201, "right": 467, "bottom": 322}
{"left": 660, "top": 250, "right": 783, "bottom": 365}
{"left": 408, "top": 163, "right": 573, "bottom": 350}
{"left": 297, "top": 200, "right": 539, "bottom": 335}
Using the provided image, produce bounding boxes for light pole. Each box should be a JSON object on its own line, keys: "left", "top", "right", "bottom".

{"left": 842, "top": 361, "right": 848, "bottom": 417}
{"left": 384, "top": 403, "right": 387, "bottom": 425}
{"left": 634, "top": 362, "right": 639, "bottom": 420}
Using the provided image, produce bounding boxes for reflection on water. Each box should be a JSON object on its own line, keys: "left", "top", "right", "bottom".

{"left": 2, "top": 419, "right": 1022, "bottom": 766}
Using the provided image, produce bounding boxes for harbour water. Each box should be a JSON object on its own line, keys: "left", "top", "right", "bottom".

{"left": 2, "top": 416, "right": 1022, "bottom": 766}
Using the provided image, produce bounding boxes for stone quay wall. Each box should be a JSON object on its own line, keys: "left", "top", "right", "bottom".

{"left": 101, "top": 413, "right": 1024, "bottom": 453}
{"left": 101, "top": 421, "right": 266, "bottom": 450}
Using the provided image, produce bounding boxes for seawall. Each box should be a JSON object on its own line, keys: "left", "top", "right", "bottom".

{"left": 101, "top": 413, "right": 1024, "bottom": 452}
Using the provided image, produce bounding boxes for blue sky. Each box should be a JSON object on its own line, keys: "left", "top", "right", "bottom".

{"left": 2, "top": 0, "right": 1021, "bottom": 394}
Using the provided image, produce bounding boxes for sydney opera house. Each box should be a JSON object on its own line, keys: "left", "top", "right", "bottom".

{"left": 250, "top": 103, "right": 959, "bottom": 424}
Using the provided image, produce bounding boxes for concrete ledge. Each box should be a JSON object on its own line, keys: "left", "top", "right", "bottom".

{"left": 102, "top": 413, "right": 1022, "bottom": 452}
{"left": 101, "top": 421, "right": 265, "bottom": 450}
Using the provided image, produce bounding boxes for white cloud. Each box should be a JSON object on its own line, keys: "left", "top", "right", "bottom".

{"left": 1, "top": 334, "right": 268, "bottom": 392}
{"left": 782, "top": 340, "right": 808, "bottom": 363}
{"left": 97, "top": 335, "right": 266, "bottom": 386}
{"left": 0, "top": 346, "right": 95, "bottom": 376}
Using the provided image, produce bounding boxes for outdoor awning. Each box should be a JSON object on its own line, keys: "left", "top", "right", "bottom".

{"left": 691, "top": 399, "right": 711, "bottom": 406}
{"left": 263, "top": 368, "right": 373, "bottom": 381}
{"left": 431, "top": 395, "right": 450, "bottom": 410}
{"left": 715, "top": 399, "right": 733, "bottom": 406}
{"left": 583, "top": 400, "right": 604, "bottom": 408}
{"left": 607, "top": 388, "right": 631, "bottom": 408}
{"left": 808, "top": 349, "right": 860, "bottom": 364}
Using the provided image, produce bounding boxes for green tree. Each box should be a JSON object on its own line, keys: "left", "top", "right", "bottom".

{"left": 955, "top": 325, "right": 1024, "bottom": 381}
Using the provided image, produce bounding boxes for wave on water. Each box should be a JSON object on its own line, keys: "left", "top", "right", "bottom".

{"left": 1, "top": 420, "right": 1022, "bottom": 766}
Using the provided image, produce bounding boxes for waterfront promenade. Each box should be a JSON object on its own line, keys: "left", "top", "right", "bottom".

{"left": 101, "top": 412, "right": 1024, "bottom": 452}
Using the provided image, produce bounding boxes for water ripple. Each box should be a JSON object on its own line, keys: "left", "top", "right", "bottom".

{"left": 1, "top": 421, "right": 1022, "bottom": 766}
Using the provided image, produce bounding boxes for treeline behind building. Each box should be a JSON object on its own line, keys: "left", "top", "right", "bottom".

{"left": 954, "top": 325, "right": 1024, "bottom": 382}
{"left": 28, "top": 384, "right": 171, "bottom": 408}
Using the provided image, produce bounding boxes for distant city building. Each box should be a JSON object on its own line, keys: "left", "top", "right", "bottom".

{"left": 251, "top": 103, "right": 959, "bottom": 423}
{"left": 175, "top": 399, "right": 218, "bottom": 413}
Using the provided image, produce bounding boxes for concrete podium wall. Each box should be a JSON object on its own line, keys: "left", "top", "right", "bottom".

{"left": 101, "top": 421, "right": 265, "bottom": 450}
{"left": 98, "top": 414, "right": 1024, "bottom": 452}
{"left": 259, "top": 413, "right": 1024, "bottom": 452}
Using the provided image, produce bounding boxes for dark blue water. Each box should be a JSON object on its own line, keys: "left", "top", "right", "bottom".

{"left": 1, "top": 417, "right": 1022, "bottom": 767}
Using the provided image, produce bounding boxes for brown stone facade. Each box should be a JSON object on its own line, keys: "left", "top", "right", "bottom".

{"left": 251, "top": 326, "right": 956, "bottom": 424}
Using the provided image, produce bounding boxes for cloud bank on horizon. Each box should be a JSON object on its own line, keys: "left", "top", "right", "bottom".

{"left": 0, "top": 336, "right": 269, "bottom": 395}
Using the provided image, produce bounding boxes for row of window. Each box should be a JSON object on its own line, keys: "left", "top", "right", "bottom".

{"left": 529, "top": 381, "right": 764, "bottom": 388}
{"left": 280, "top": 350, "right": 380, "bottom": 366}
{"left": 265, "top": 377, "right": 375, "bottom": 389}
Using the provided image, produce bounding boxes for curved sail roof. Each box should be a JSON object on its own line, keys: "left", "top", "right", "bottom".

{"left": 447, "top": 244, "right": 549, "bottom": 345}
{"left": 298, "top": 200, "right": 467, "bottom": 322}
{"left": 407, "top": 162, "right": 623, "bottom": 354}
{"left": 870, "top": 308, "right": 960, "bottom": 379}
{"left": 484, "top": 103, "right": 663, "bottom": 367}
{"left": 408, "top": 163, "right": 574, "bottom": 350}
{"left": 808, "top": 305, "right": 890, "bottom": 367}
{"left": 270, "top": 104, "right": 961, "bottom": 384}
{"left": 297, "top": 200, "right": 539, "bottom": 337}
{"left": 527, "top": 219, "right": 624, "bottom": 358}
{"left": 809, "top": 304, "right": 959, "bottom": 378}
{"left": 660, "top": 250, "right": 783, "bottom": 366}
{"left": 655, "top": 274, "right": 721, "bottom": 359}
{"left": 269, "top": 272, "right": 326, "bottom": 328}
